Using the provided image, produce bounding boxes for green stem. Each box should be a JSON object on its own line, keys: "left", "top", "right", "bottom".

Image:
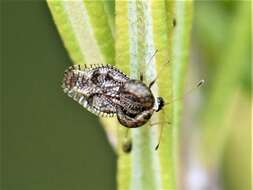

{"left": 47, "top": 1, "right": 115, "bottom": 66}
{"left": 171, "top": 1, "right": 193, "bottom": 186}
{"left": 116, "top": 1, "right": 193, "bottom": 189}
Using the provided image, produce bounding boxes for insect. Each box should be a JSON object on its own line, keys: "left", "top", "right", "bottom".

{"left": 62, "top": 64, "right": 164, "bottom": 128}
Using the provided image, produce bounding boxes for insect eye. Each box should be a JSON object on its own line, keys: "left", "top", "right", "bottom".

{"left": 143, "top": 113, "right": 151, "bottom": 120}
{"left": 156, "top": 97, "right": 165, "bottom": 112}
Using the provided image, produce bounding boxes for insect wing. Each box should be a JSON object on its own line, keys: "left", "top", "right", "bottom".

{"left": 62, "top": 64, "right": 129, "bottom": 117}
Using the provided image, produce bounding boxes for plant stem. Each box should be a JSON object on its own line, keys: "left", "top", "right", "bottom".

{"left": 116, "top": 1, "right": 193, "bottom": 189}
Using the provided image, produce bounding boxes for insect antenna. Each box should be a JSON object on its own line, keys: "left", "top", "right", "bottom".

{"left": 147, "top": 49, "right": 158, "bottom": 65}
{"left": 140, "top": 49, "right": 159, "bottom": 81}
{"left": 148, "top": 60, "right": 170, "bottom": 89}
{"left": 150, "top": 121, "right": 171, "bottom": 150}
{"left": 154, "top": 79, "right": 205, "bottom": 150}
{"left": 164, "top": 79, "right": 205, "bottom": 107}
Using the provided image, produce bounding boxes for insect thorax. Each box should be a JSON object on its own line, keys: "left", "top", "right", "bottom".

{"left": 118, "top": 80, "right": 155, "bottom": 116}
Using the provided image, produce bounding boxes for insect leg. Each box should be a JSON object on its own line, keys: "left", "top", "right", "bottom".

{"left": 149, "top": 122, "right": 171, "bottom": 150}
{"left": 155, "top": 124, "right": 164, "bottom": 150}
{"left": 117, "top": 108, "right": 152, "bottom": 128}
{"left": 149, "top": 121, "right": 171, "bottom": 127}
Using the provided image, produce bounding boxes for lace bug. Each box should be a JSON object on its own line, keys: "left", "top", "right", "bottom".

{"left": 62, "top": 64, "right": 164, "bottom": 128}
{"left": 62, "top": 64, "right": 204, "bottom": 150}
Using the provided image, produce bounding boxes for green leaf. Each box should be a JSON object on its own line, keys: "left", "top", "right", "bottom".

{"left": 47, "top": 0, "right": 117, "bottom": 148}
{"left": 47, "top": 0, "right": 115, "bottom": 65}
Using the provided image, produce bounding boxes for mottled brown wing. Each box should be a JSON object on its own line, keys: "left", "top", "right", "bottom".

{"left": 62, "top": 64, "right": 129, "bottom": 117}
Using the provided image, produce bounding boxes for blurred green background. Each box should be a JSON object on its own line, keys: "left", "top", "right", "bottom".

{"left": 1, "top": 1, "right": 251, "bottom": 190}
{"left": 188, "top": 1, "right": 251, "bottom": 190}
{"left": 2, "top": 2, "right": 116, "bottom": 190}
